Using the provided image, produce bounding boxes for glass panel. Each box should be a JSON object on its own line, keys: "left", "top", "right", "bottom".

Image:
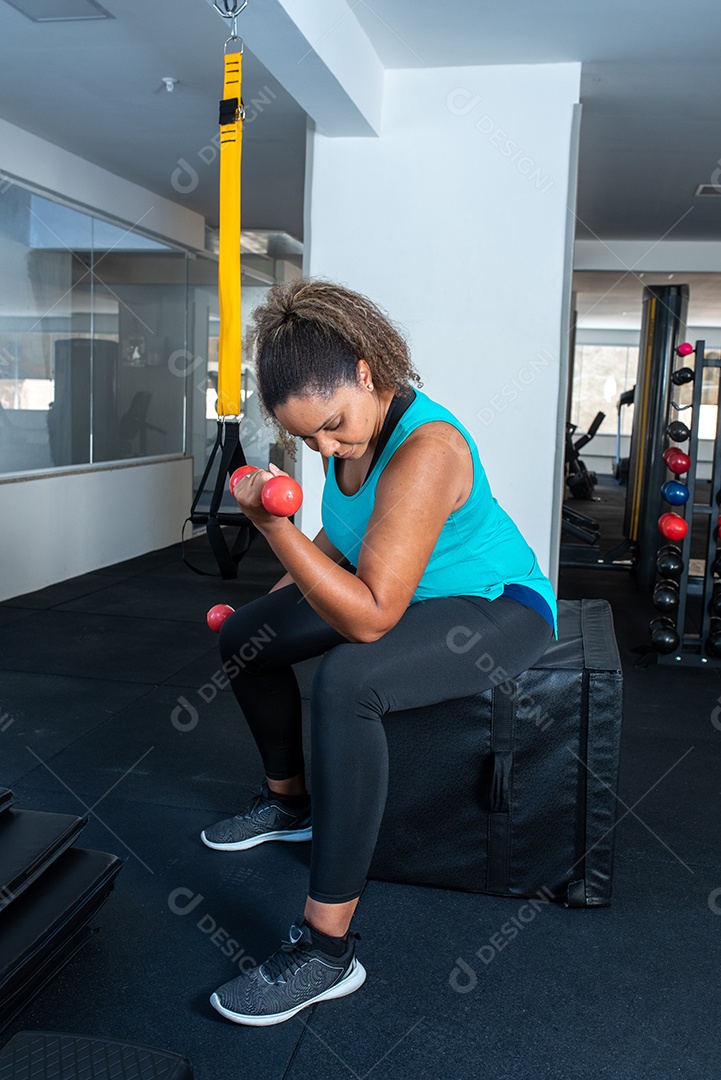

{"left": 0, "top": 182, "right": 301, "bottom": 481}
{"left": 571, "top": 344, "right": 639, "bottom": 437}
{"left": 90, "top": 247, "right": 187, "bottom": 462}
{"left": 0, "top": 188, "right": 87, "bottom": 472}
{"left": 0, "top": 185, "right": 186, "bottom": 476}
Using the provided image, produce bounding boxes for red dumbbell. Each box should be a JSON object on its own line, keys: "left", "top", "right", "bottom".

{"left": 658, "top": 513, "right": 688, "bottom": 542}
{"left": 229, "top": 465, "right": 260, "bottom": 495}
{"left": 676, "top": 342, "right": 694, "bottom": 357}
{"left": 229, "top": 466, "right": 303, "bottom": 517}
{"left": 207, "top": 604, "right": 234, "bottom": 632}
{"left": 662, "top": 448, "right": 691, "bottom": 475}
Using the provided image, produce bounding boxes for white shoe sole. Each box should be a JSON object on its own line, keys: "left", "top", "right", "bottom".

{"left": 200, "top": 825, "right": 312, "bottom": 851}
{"left": 209, "top": 958, "right": 367, "bottom": 1026}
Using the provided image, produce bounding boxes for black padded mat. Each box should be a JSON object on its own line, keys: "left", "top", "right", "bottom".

{"left": 0, "top": 1031, "right": 193, "bottom": 1079}
{"left": 0, "top": 848, "right": 122, "bottom": 1032}
{"left": 0, "top": 926, "right": 94, "bottom": 1035}
{"left": 0, "top": 811, "right": 86, "bottom": 912}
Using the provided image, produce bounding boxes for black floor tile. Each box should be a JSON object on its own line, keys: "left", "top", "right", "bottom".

{"left": 56, "top": 574, "right": 270, "bottom": 625}
{"left": 8, "top": 682, "right": 314, "bottom": 819}
{"left": 0, "top": 608, "right": 34, "bottom": 627}
{"left": 0, "top": 610, "right": 212, "bottom": 684}
{"left": 2, "top": 573, "right": 128, "bottom": 610}
{"left": 0, "top": 672, "right": 152, "bottom": 787}
{"left": 92, "top": 547, "right": 183, "bottom": 578}
{"left": 10, "top": 685, "right": 279, "bottom": 813}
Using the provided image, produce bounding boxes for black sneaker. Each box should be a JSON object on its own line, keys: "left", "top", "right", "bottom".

{"left": 210, "top": 918, "right": 366, "bottom": 1026}
{"left": 200, "top": 782, "right": 312, "bottom": 851}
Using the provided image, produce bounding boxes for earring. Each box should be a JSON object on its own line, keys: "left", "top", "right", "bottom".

{"left": 368, "top": 384, "right": 374, "bottom": 392}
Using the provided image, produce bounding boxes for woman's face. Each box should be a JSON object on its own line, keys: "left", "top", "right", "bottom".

{"left": 274, "top": 370, "right": 379, "bottom": 461}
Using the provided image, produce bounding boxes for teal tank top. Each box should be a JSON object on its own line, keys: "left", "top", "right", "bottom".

{"left": 322, "top": 388, "right": 558, "bottom": 634}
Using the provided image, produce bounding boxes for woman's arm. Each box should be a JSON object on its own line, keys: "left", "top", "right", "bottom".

{"left": 268, "top": 527, "right": 350, "bottom": 592}
{"left": 241, "top": 424, "right": 469, "bottom": 641}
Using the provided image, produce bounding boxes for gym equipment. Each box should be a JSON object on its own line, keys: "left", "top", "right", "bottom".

{"left": 671, "top": 366, "right": 695, "bottom": 386}
{"left": 207, "top": 603, "right": 234, "bottom": 632}
{"left": 656, "top": 547, "right": 683, "bottom": 578}
{"left": 658, "top": 512, "right": 689, "bottom": 541}
{"left": 614, "top": 387, "right": 635, "bottom": 486}
{"left": 229, "top": 464, "right": 259, "bottom": 493}
{"left": 662, "top": 448, "right": 691, "bottom": 474}
{"left": 184, "top": 1, "right": 294, "bottom": 579}
{"left": 652, "top": 580, "right": 680, "bottom": 612}
{"left": 0, "top": 810, "right": 86, "bottom": 912}
{"left": 261, "top": 476, "right": 303, "bottom": 516}
{"left": 707, "top": 618, "right": 721, "bottom": 658}
{"left": 0, "top": 1031, "right": 193, "bottom": 1079}
{"left": 229, "top": 466, "right": 304, "bottom": 517}
{"left": 660, "top": 480, "right": 689, "bottom": 506}
{"left": 667, "top": 421, "right": 690, "bottom": 443}
{"left": 649, "top": 615, "right": 676, "bottom": 632}
{"left": 605, "top": 285, "right": 689, "bottom": 583}
{"left": 564, "top": 412, "right": 605, "bottom": 500}
{"left": 650, "top": 621, "right": 681, "bottom": 654}
{"left": 0, "top": 790, "right": 122, "bottom": 1035}
{"left": 369, "top": 599, "right": 622, "bottom": 906}
{"left": 676, "top": 342, "right": 695, "bottom": 357}
{"left": 561, "top": 413, "right": 610, "bottom": 568}
{"left": 653, "top": 339, "right": 721, "bottom": 665}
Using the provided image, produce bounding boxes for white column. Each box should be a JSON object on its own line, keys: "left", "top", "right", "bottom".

{"left": 301, "top": 62, "right": 581, "bottom": 581}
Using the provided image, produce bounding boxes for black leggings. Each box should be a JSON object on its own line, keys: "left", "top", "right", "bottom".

{"left": 218, "top": 585, "right": 553, "bottom": 904}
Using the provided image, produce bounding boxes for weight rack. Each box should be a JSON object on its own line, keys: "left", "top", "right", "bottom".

{"left": 658, "top": 340, "right": 721, "bottom": 666}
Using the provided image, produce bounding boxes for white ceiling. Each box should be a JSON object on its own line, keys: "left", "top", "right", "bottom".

{"left": 1, "top": 0, "right": 721, "bottom": 254}
{"left": 574, "top": 271, "right": 721, "bottom": 331}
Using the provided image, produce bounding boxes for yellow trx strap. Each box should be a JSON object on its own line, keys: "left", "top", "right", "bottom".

{"left": 217, "top": 48, "right": 243, "bottom": 416}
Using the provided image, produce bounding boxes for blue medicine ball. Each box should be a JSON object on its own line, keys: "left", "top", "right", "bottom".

{"left": 661, "top": 480, "right": 689, "bottom": 506}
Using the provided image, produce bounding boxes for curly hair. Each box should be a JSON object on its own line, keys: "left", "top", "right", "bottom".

{"left": 247, "top": 278, "right": 423, "bottom": 458}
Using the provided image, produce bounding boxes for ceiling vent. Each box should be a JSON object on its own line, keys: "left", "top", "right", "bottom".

{"left": 694, "top": 184, "right": 721, "bottom": 197}
{"left": 3, "top": 0, "right": 113, "bottom": 21}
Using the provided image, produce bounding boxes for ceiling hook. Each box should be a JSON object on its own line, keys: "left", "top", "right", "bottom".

{"left": 213, "top": 0, "right": 249, "bottom": 47}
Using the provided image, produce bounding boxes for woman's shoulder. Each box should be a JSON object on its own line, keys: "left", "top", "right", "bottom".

{"left": 382, "top": 419, "right": 474, "bottom": 513}
{"left": 399, "top": 419, "right": 473, "bottom": 463}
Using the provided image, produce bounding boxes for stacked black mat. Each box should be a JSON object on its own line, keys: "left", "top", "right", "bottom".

{"left": 0, "top": 788, "right": 123, "bottom": 1034}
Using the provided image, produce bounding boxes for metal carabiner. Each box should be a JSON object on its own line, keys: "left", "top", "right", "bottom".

{"left": 214, "top": 0, "right": 249, "bottom": 47}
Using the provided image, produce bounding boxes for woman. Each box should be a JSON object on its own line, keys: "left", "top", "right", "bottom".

{"left": 202, "top": 279, "right": 557, "bottom": 1027}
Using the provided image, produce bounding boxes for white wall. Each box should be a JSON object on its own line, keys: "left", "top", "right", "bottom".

{"left": 0, "top": 457, "right": 192, "bottom": 602}
{"left": 300, "top": 63, "right": 582, "bottom": 580}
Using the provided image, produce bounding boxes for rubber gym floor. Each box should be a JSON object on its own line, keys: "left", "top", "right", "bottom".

{"left": 1, "top": 476, "right": 719, "bottom": 1079}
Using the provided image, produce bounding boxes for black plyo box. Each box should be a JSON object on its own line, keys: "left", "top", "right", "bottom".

{"left": 370, "top": 599, "right": 623, "bottom": 907}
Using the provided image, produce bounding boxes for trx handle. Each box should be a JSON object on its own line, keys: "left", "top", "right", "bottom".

{"left": 217, "top": 50, "right": 243, "bottom": 417}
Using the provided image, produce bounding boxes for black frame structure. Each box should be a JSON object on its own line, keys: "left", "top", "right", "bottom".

{"left": 656, "top": 340, "right": 721, "bottom": 667}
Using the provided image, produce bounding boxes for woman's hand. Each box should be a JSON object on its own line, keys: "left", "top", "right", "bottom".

{"left": 231, "top": 462, "right": 290, "bottom": 531}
